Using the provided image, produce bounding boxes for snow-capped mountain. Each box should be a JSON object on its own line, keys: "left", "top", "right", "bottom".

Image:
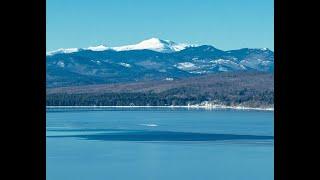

{"left": 46, "top": 48, "right": 80, "bottom": 56}
{"left": 47, "top": 38, "right": 194, "bottom": 55}
{"left": 46, "top": 38, "right": 273, "bottom": 87}
{"left": 112, "top": 38, "right": 193, "bottom": 53}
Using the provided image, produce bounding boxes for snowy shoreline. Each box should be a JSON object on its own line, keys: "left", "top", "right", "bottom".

{"left": 46, "top": 105, "right": 274, "bottom": 111}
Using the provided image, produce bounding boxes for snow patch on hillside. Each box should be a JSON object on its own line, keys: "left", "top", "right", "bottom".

{"left": 175, "top": 62, "right": 198, "bottom": 71}
{"left": 57, "top": 61, "right": 65, "bottom": 68}
{"left": 119, "top": 62, "right": 131, "bottom": 68}
{"left": 210, "top": 59, "right": 246, "bottom": 70}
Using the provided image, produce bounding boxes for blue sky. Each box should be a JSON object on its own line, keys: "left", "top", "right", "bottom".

{"left": 46, "top": 0, "right": 274, "bottom": 51}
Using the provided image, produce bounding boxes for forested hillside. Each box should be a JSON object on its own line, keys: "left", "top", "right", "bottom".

{"left": 47, "top": 72, "right": 274, "bottom": 108}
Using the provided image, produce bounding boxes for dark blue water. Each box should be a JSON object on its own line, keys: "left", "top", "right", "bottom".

{"left": 47, "top": 108, "right": 273, "bottom": 180}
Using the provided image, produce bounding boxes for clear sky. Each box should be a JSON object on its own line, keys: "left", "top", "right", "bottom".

{"left": 46, "top": 0, "right": 274, "bottom": 51}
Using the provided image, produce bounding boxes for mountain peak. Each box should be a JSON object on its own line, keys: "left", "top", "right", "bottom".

{"left": 142, "top": 37, "right": 163, "bottom": 42}
{"left": 86, "top": 45, "right": 109, "bottom": 51}
{"left": 139, "top": 37, "right": 175, "bottom": 45}
{"left": 134, "top": 37, "right": 169, "bottom": 49}
{"left": 112, "top": 37, "right": 192, "bottom": 53}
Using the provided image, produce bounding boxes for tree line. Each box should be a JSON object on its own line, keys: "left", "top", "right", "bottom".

{"left": 46, "top": 88, "right": 273, "bottom": 107}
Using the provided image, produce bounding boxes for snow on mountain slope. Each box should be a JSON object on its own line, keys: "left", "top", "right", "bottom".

{"left": 47, "top": 38, "right": 194, "bottom": 55}
{"left": 210, "top": 59, "right": 246, "bottom": 70}
{"left": 175, "top": 62, "right": 198, "bottom": 71}
{"left": 86, "top": 45, "right": 110, "bottom": 51}
{"left": 46, "top": 48, "right": 79, "bottom": 56}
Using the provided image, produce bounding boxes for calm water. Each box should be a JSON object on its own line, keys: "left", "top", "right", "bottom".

{"left": 46, "top": 108, "right": 274, "bottom": 180}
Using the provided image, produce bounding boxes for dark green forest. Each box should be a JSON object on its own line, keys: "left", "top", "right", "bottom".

{"left": 47, "top": 90, "right": 273, "bottom": 107}
{"left": 46, "top": 72, "right": 274, "bottom": 107}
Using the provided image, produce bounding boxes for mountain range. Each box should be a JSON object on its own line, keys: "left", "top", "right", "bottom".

{"left": 46, "top": 38, "right": 274, "bottom": 88}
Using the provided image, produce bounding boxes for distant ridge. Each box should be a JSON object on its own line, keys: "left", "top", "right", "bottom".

{"left": 46, "top": 38, "right": 273, "bottom": 88}
{"left": 47, "top": 38, "right": 196, "bottom": 55}
{"left": 47, "top": 37, "right": 271, "bottom": 55}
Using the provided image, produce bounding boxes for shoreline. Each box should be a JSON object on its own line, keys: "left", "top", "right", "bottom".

{"left": 46, "top": 105, "right": 274, "bottom": 111}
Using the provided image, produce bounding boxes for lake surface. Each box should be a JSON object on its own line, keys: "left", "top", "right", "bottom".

{"left": 46, "top": 108, "right": 274, "bottom": 180}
